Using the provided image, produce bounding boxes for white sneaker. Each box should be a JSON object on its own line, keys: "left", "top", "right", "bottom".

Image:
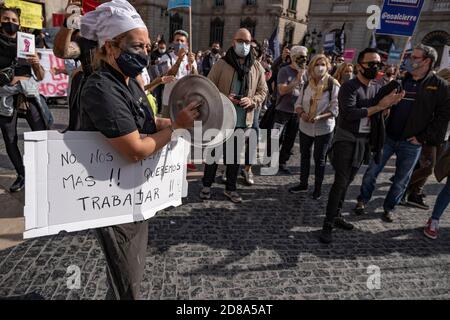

{"left": 241, "top": 168, "right": 254, "bottom": 185}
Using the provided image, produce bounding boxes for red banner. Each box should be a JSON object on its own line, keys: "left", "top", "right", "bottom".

{"left": 82, "top": 0, "right": 105, "bottom": 13}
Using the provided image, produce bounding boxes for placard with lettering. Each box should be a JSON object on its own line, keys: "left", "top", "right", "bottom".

{"left": 23, "top": 131, "right": 188, "bottom": 239}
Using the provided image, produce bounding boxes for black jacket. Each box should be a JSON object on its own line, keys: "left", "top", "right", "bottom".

{"left": 401, "top": 71, "right": 450, "bottom": 146}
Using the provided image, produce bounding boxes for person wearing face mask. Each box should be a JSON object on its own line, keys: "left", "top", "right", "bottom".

{"left": 150, "top": 39, "right": 169, "bottom": 65}
{"left": 159, "top": 29, "right": 197, "bottom": 80}
{"left": 0, "top": 6, "right": 49, "bottom": 193}
{"left": 79, "top": 0, "right": 199, "bottom": 299}
{"left": 333, "top": 62, "right": 354, "bottom": 85}
{"left": 199, "top": 28, "right": 268, "bottom": 203}
{"left": 271, "top": 46, "right": 308, "bottom": 174}
{"left": 202, "top": 41, "right": 221, "bottom": 77}
{"left": 289, "top": 54, "right": 340, "bottom": 200}
{"left": 354, "top": 44, "right": 450, "bottom": 222}
{"left": 319, "top": 48, "right": 405, "bottom": 244}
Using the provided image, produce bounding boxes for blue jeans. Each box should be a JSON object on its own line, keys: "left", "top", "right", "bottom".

{"left": 358, "top": 137, "right": 422, "bottom": 213}
{"left": 431, "top": 176, "right": 450, "bottom": 221}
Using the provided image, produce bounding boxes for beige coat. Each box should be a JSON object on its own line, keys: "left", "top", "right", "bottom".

{"left": 207, "top": 58, "right": 268, "bottom": 127}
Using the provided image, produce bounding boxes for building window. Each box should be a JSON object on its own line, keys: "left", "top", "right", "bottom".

{"left": 210, "top": 18, "right": 224, "bottom": 46}
{"left": 288, "top": 0, "right": 297, "bottom": 11}
{"left": 245, "top": 0, "right": 256, "bottom": 6}
{"left": 169, "top": 13, "right": 183, "bottom": 42}
{"left": 240, "top": 17, "right": 256, "bottom": 37}
{"left": 332, "top": 0, "right": 351, "bottom": 13}
{"left": 284, "top": 23, "right": 295, "bottom": 46}
{"left": 214, "top": 0, "right": 224, "bottom": 7}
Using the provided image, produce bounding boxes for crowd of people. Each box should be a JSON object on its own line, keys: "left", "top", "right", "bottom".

{"left": 0, "top": 0, "right": 450, "bottom": 300}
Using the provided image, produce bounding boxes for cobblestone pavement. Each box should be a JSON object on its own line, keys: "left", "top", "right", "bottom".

{"left": 0, "top": 106, "right": 450, "bottom": 300}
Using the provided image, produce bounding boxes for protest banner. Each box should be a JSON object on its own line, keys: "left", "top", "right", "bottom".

{"left": 36, "top": 49, "right": 69, "bottom": 97}
{"left": 16, "top": 32, "right": 35, "bottom": 59}
{"left": 376, "top": 0, "right": 425, "bottom": 37}
{"left": 23, "top": 131, "right": 189, "bottom": 239}
{"left": 4, "top": 0, "right": 43, "bottom": 29}
{"left": 343, "top": 48, "right": 357, "bottom": 62}
{"left": 323, "top": 32, "right": 335, "bottom": 53}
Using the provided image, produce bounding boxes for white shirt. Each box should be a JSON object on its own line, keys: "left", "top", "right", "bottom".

{"left": 159, "top": 51, "right": 197, "bottom": 80}
{"left": 160, "top": 51, "right": 198, "bottom": 106}
{"left": 296, "top": 78, "right": 340, "bottom": 137}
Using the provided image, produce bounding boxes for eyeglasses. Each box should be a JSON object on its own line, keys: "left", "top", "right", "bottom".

{"left": 234, "top": 39, "right": 251, "bottom": 45}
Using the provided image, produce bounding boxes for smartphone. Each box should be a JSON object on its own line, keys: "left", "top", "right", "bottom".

{"left": 233, "top": 95, "right": 243, "bottom": 101}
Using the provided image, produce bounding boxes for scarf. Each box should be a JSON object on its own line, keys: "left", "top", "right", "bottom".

{"left": 308, "top": 74, "right": 330, "bottom": 118}
{"left": 222, "top": 46, "right": 255, "bottom": 96}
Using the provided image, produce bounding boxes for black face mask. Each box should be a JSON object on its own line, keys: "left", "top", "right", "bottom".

{"left": 1, "top": 22, "right": 19, "bottom": 35}
{"left": 360, "top": 64, "right": 380, "bottom": 80}
{"left": 116, "top": 50, "right": 149, "bottom": 78}
{"left": 211, "top": 48, "right": 219, "bottom": 55}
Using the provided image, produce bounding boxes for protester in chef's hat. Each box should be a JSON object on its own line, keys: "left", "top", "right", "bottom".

{"left": 80, "top": 0, "right": 147, "bottom": 47}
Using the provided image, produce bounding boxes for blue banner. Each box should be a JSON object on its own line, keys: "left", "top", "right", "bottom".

{"left": 168, "top": 0, "right": 191, "bottom": 10}
{"left": 323, "top": 32, "right": 335, "bottom": 53}
{"left": 377, "top": 0, "right": 425, "bottom": 37}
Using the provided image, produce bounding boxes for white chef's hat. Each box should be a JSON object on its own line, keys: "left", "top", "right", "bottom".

{"left": 80, "top": 0, "right": 147, "bottom": 47}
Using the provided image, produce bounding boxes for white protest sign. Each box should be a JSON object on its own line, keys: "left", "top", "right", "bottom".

{"left": 36, "top": 49, "right": 70, "bottom": 97}
{"left": 17, "top": 32, "right": 35, "bottom": 59}
{"left": 23, "top": 131, "right": 189, "bottom": 239}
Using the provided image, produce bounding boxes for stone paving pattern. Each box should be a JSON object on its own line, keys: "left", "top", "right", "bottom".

{"left": 0, "top": 106, "right": 449, "bottom": 300}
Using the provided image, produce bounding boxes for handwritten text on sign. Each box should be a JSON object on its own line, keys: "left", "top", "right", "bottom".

{"left": 23, "top": 131, "right": 187, "bottom": 238}
{"left": 36, "top": 49, "right": 69, "bottom": 97}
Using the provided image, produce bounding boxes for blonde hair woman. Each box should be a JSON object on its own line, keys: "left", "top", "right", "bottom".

{"left": 289, "top": 54, "right": 340, "bottom": 199}
{"left": 333, "top": 62, "right": 354, "bottom": 85}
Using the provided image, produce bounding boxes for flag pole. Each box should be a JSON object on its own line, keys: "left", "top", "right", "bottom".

{"left": 189, "top": 5, "right": 193, "bottom": 73}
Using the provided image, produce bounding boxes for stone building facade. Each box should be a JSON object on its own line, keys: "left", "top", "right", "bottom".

{"left": 307, "top": 0, "right": 450, "bottom": 64}
{"left": 131, "top": 0, "right": 310, "bottom": 52}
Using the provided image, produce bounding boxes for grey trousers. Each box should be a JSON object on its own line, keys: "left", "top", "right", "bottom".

{"left": 95, "top": 221, "right": 149, "bottom": 300}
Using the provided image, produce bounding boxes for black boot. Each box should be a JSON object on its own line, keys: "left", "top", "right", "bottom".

{"left": 334, "top": 216, "right": 354, "bottom": 230}
{"left": 10, "top": 175, "right": 25, "bottom": 193}
{"left": 312, "top": 184, "right": 322, "bottom": 200}
{"left": 319, "top": 222, "right": 333, "bottom": 244}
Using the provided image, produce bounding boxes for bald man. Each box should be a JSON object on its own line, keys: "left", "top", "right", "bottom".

{"left": 199, "top": 28, "right": 268, "bottom": 203}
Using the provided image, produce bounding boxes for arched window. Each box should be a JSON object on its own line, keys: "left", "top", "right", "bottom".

{"left": 169, "top": 13, "right": 183, "bottom": 42}
{"left": 240, "top": 17, "right": 256, "bottom": 38}
{"left": 422, "top": 30, "right": 450, "bottom": 66}
{"left": 284, "top": 23, "right": 295, "bottom": 46}
{"left": 210, "top": 18, "right": 224, "bottom": 47}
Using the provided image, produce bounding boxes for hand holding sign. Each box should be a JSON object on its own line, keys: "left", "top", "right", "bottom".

{"left": 17, "top": 32, "right": 35, "bottom": 59}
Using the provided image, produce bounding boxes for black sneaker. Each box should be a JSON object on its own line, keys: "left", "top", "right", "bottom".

{"left": 334, "top": 217, "right": 354, "bottom": 230}
{"left": 406, "top": 193, "right": 429, "bottom": 210}
{"left": 312, "top": 188, "right": 322, "bottom": 200}
{"left": 382, "top": 211, "right": 394, "bottom": 223}
{"left": 319, "top": 223, "right": 333, "bottom": 244}
{"left": 10, "top": 175, "right": 25, "bottom": 193}
{"left": 353, "top": 201, "right": 366, "bottom": 215}
{"left": 279, "top": 164, "right": 292, "bottom": 175}
{"left": 289, "top": 184, "right": 308, "bottom": 194}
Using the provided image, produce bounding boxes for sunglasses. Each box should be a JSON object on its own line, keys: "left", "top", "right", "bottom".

{"left": 361, "top": 61, "right": 382, "bottom": 68}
